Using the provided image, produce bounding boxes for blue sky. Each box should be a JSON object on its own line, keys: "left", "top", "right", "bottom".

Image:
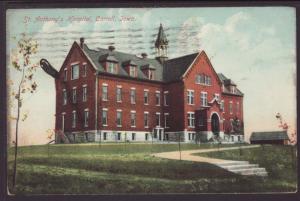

{"left": 7, "top": 7, "right": 296, "bottom": 145}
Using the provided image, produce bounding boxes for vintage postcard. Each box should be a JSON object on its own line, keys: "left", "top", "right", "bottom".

{"left": 6, "top": 6, "right": 297, "bottom": 195}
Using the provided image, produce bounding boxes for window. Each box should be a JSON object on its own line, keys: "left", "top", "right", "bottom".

{"left": 149, "top": 70, "right": 154, "bottom": 80}
{"left": 82, "top": 86, "right": 87, "bottom": 102}
{"left": 102, "top": 109, "right": 108, "bottom": 126}
{"left": 229, "top": 101, "right": 233, "bottom": 114}
{"left": 231, "top": 136, "right": 234, "bottom": 142}
{"left": 156, "top": 113, "right": 161, "bottom": 127}
{"left": 131, "top": 111, "right": 136, "bottom": 127}
{"left": 201, "top": 92, "right": 208, "bottom": 106}
{"left": 145, "top": 133, "right": 148, "bottom": 141}
{"left": 71, "top": 64, "right": 79, "bottom": 80}
{"left": 187, "top": 90, "right": 194, "bottom": 105}
{"left": 214, "top": 93, "right": 220, "bottom": 101}
{"left": 187, "top": 112, "right": 195, "bottom": 128}
{"left": 61, "top": 113, "right": 65, "bottom": 131}
{"left": 129, "top": 66, "right": 137, "bottom": 77}
{"left": 144, "top": 90, "right": 149, "bottom": 105}
{"left": 188, "top": 133, "right": 191, "bottom": 140}
{"left": 220, "top": 100, "right": 224, "bottom": 111}
{"left": 144, "top": 112, "right": 149, "bottom": 128}
{"left": 198, "top": 115, "right": 204, "bottom": 126}
{"left": 72, "top": 88, "right": 77, "bottom": 103}
{"left": 103, "top": 132, "right": 107, "bottom": 140}
{"left": 117, "top": 133, "right": 121, "bottom": 140}
{"left": 130, "top": 88, "right": 136, "bottom": 104}
{"left": 107, "top": 62, "right": 117, "bottom": 74}
{"left": 116, "top": 87, "right": 122, "bottom": 102}
{"left": 195, "top": 74, "right": 201, "bottom": 84}
{"left": 132, "top": 133, "right": 136, "bottom": 141}
{"left": 164, "top": 113, "right": 169, "bottom": 128}
{"left": 231, "top": 86, "right": 236, "bottom": 94}
{"left": 63, "top": 89, "right": 67, "bottom": 105}
{"left": 102, "top": 85, "right": 108, "bottom": 101}
{"left": 72, "top": 111, "right": 76, "bottom": 128}
{"left": 207, "top": 77, "right": 211, "bottom": 85}
{"left": 155, "top": 91, "right": 160, "bottom": 106}
{"left": 117, "top": 110, "right": 122, "bottom": 127}
{"left": 64, "top": 69, "right": 67, "bottom": 81}
{"left": 164, "top": 91, "right": 169, "bottom": 106}
{"left": 236, "top": 102, "right": 239, "bottom": 114}
{"left": 84, "top": 109, "right": 89, "bottom": 127}
{"left": 83, "top": 63, "right": 87, "bottom": 77}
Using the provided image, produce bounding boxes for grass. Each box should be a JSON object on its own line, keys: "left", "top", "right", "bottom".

{"left": 7, "top": 143, "right": 297, "bottom": 194}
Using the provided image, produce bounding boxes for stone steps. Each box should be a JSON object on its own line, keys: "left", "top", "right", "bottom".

{"left": 218, "top": 161, "right": 268, "bottom": 177}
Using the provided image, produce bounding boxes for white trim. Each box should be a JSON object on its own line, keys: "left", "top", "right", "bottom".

{"left": 164, "top": 113, "right": 169, "bottom": 115}
{"left": 130, "top": 87, "right": 136, "bottom": 90}
{"left": 131, "top": 110, "right": 136, "bottom": 113}
{"left": 144, "top": 89, "right": 149, "bottom": 91}
{"left": 102, "top": 83, "right": 108, "bottom": 86}
{"left": 102, "top": 108, "right": 108, "bottom": 111}
{"left": 210, "top": 112, "right": 221, "bottom": 120}
{"left": 155, "top": 90, "right": 160, "bottom": 93}
{"left": 84, "top": 108, "right": 89, "bottom": 111}
{"left": 117, "top": 85, "right": 122, "bottom": 88}
{"left": 144, "top": 111, "right": 149, "bottom": 114}
{"left": 164, "top": 91, "right": 169, "bottom": 94}
{"left": 117, "top": 109, "right": 122, "bottom": 112}
{"left": 72, "top": 86, "right": 77, "bottom": 89}
{"left": 82, "top": 84, "right": 87, "bottom": 87}
{"left": 156, "top": 112, "right": 161, "bottom": 114}
{"left": 70, "top": 61, "right": 80, "bottom": 66}
{"left": 82, "top": 62, "right": 87, "bottom": 65}
{"left": 62, "top": 112, "right": 66, "bottom": 115}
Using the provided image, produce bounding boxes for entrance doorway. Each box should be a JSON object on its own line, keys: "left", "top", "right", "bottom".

{"left": 211, "top": 113, "right": 220, "bottom": 136}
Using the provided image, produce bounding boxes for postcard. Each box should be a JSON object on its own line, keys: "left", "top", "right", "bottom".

{"left": 6, "top": 6, "right": 297, "bottom": 195}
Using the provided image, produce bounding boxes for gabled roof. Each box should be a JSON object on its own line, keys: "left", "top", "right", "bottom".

{"left": 218, "top": 73, "right": 243, "bottom": 96}
{"left": 250, "top": 131, "right": 289, "bottom": 141}
{"left": 163, "top": 53, "right": 199, "bottom": 82}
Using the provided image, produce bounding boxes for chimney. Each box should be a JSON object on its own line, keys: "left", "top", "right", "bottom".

{"left": 141, "top": 53, "right": 148, "bottom": 59}
{"left": 80, "top": 37, "right": 84, "bottom": 49}
{"left": 108, "top": 45, "right": 115, "bottom": 52}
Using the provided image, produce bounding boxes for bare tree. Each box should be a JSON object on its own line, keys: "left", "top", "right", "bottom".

{"left": 10, "top": 33, "right": 39, "bottom": 188}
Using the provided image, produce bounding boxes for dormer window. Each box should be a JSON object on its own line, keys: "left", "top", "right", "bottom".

{"left": 107, "top": 62, "right": 117, "bottom": 74}
{"left": 129, "top": 66, "right": 137, "bottom": 77}
{"left": 149, "top": 70, "right": 155, "bottom": 80}
{"left": 71, "top": 63, "right": 79, "bottom": 80}
{"left": 230, "top": 86, "right": 236, "bottom": 94}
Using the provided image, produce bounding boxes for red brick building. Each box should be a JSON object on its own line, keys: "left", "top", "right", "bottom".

{"left": 54, "top": 24, "right": 244, "bottom": 143}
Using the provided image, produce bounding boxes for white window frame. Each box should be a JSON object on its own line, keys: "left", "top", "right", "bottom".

{"left": 229, "top": 101, "right": 233, "bottom": 114}
{"left": 214, "top": 93, "right": 220, "bottom": 101}
{"left": 164, "top": 113, "right": 169, "bottom": 128}
{"left": 164, "top": 91, "right": 169, "bottom": 106}
{"left": 129, "top": 66, "right": 137, "bottom": 77}
{"left": 144, "top": 90, "right": 149, "bottom": 105}
{"left": 116, "top": 109, "right": 122, "bottom": 127}
{"left": 221, "top": 100, "right": 225, "bottom": 112}
{"left": 82, "top": 63, "right": 87, "bottom": 77}
{"left": 61, "top": 112, "right": 65, "bottom": 131}
{"left": 63, "top": 89, "right": 67, "bottom": 105}
{"left": 130, "top": 88, "right": 136, "bottom": 104}
{"left": 116, "top": 86, "right": 122, "bottom": 102}
{"left": 102, "top": 108, "right": 108, "bottom": 126}
{"left": 82, "top": 85, "right": 87, "bottom": 102}
{"left": 84, "top": 109, "right": 89, "bottom": 127}
{"left": 71, "top": 63, "right": 79, "bottom": 80}
{"left": 64, "top": 68, "right": 67, "bottom": 81}
{"left": 102, "top": 84, "right": 108, "bottom": 101}
{"left": 107, "top": 62, "right": 117, "bottom": 74}
{"left": 155, "top": 91, "right": 160, "bottom": 106}
{"left": 72, "top": 110, "right": 76, "bottom": 128}
{"left": 187, "top": 112, "right": 195, "bottom": 128}
{"left": 201, "top": 92, "right": 208, "bottom": 107}
{"left": 156, "top": 112, "right": 161, "bottom": 127}
{"left": 130, "top": 111, "right": 136, "bottom": 127}
{"left": 187, "top": 89, "right": 194, "bottom": 105}
{"left": 144, "top": 111, "right": 149, "bottom": 128}
{"left": 72, "top": 87, "right": 77, "bottom": 103}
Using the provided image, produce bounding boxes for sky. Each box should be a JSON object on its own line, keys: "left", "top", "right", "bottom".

{"left": 6, "top": 7, "right": 296, "bottom": 145}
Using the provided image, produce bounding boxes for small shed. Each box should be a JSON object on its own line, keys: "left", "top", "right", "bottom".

{"left": 250, "top": 131, "right": 289, "bottom": 145}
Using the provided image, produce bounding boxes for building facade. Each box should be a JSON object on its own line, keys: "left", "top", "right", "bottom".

{"left": 54, "top": 24, "right": 244, "bottom": 143}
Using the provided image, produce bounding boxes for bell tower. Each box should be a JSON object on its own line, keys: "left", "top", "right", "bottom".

{"left": 155, "top": 23, "right": 168, "bottom": 63}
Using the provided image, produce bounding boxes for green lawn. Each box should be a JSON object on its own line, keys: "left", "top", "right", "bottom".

{"left": 7, "top": 143, "right": 297, "bottom": 194}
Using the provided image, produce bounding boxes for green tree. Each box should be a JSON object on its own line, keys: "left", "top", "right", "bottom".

{"left": 10, "top": 33, "right": 38, "bottom": 188}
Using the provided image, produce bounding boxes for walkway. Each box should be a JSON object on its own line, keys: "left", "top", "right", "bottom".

{"left": 152, "top": 145, "right": 268, "bottom": 176}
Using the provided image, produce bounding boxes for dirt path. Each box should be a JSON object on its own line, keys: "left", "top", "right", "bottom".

{"left": 151, "top": 145, "right": 260, "bottom": 165}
